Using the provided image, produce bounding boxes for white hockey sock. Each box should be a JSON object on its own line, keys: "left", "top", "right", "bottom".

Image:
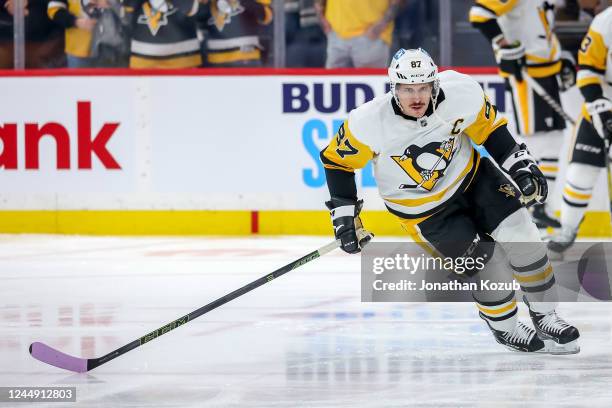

{"left": 473, "top": 245, "right": 519, "bottom": 332}
{"left": 491, "top": 208, "right": 557, "bottom": 314}
{"left": 561, "top": 162, "right": 601, "bottom": 231}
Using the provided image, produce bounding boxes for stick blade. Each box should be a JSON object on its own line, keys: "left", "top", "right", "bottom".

{"left": 29, "top": 342, "right": 88, "bottom": 373}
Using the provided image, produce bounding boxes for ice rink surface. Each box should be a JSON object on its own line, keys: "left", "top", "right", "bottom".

{"left": 1, "top": 235, "right": 611, "bottom": 407}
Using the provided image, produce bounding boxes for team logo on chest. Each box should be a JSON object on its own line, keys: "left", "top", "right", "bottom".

{"left": 138, "top": 0, "right": 177, "bottom": 36}
{"left": 209, "top": 0, "right": 246, "bottom": 31}
{"left": 391, "top": 137, "right": 457, "bottom": 191}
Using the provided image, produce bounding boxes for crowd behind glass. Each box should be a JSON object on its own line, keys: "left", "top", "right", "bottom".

{"left": 0, "top": 0, "right": 593, "bottom": 69}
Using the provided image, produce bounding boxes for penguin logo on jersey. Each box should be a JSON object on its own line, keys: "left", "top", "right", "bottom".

{"left": 498, "top": 184, "right": 516, "bottom": 198}
{"left": 209, "top": 0, "right": 246, "bottom": 31}
{"left": 392, "top": 138, "right": 456, "bottom": 191}
{"left": 138, "top": 0, "right": 178, "bottom": 36}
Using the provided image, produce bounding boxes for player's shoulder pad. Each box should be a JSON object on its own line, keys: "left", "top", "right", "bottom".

{"left": 436, "top": 70, "right": 486, "bottom": 123}
{"left": 590, "top": 7, "right": 612, "bottom": 43}
{"left": 346, "top": 93, "right": 391, "bottom": 149}
{"left": 474, "top": 0, "right": 519, "bottom": 17}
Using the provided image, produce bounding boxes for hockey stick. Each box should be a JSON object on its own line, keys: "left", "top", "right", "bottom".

{"left": 598, "top": 131, "right": 612, "bottom": 216}
{"left": 29, "top": 239, "right": 341, "bottom": 373}
{"left": 604, "top": 140, "right": 612, "bottom": 216}
{"left": 521, "top": 71, "right": 576, "bottom": 126}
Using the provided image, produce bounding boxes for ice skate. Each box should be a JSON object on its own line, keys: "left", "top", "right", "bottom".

{"left": 532, "top": 204, "right": 561, "bottom": 229}
{"left": 528, "top": 307, "right": 580, "bottom": 355}
{"left": 547, "top": 226, "right": 578, "bottom": 260}
{"left": 481, "top": 317, "right": 546, "bottom": 353}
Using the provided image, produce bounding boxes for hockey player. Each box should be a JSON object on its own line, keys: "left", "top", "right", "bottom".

{"left": 469, "top": 0, "right": 577, "bottom": 228}
{"left": 320, "top": 48, "right": 580, "bottom": 353}
{"left": 549, "top": 5, "right": 612, "bottom": 255}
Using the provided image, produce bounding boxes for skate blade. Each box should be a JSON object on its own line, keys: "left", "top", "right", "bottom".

{"left": 539, "top": 339, "right": 580, "bottom": 355}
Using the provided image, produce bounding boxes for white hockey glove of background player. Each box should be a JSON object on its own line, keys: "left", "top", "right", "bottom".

{"left": 558, "top": 50, "right": 577, "bottom": 91}
{"left": 493, "top": 37, "right": 526, "bottom": 81}
{"left": 326, "top": 198, "right": 374, "bottom": 254}
{"left": 500, "top": 143, "right": 548, "bottom": 206}
{"left": 586, "top": 98, "right": 612, "bottom": 146}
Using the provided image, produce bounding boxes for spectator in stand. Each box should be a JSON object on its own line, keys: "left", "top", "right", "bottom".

{"left": 198, "top": 0, "right": 273, "bottom": 67}
{"left": 47, "top": 0, "right": 102, "bottom": 68}
{"left": 555, "top": 0, "right": 582, "bottom": 20}
{"left": 88, "top": 0, "right": 130, "bottom": 67}
{"left": 286, "top": 0, "right": 326, "bottom": 67}
{"left": 123, "top": 0, "right": 201, "bottom": 68}
{"left": 576, "top": 0, "right": 609, "bottom": 17}
{"left": 285, "top": 0, "right": 300, "bottom": 39}
{"left": 0, "top": 0, "right": 65, "bottom": 68}
{"left": 392, "top": 0, "right": 423, "bottom": 51}
{"left": 315, "top": 0, "right": 401, "bottom": 68}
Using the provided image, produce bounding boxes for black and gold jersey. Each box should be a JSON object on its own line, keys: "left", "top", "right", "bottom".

{"left": 200, "top": 0, "right": 273, "bottom": 66}
{"left": 125, "top": 0, "right": 201, "bottom": 68}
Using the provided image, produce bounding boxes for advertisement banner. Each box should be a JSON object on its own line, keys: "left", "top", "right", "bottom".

{"left": 0, "top": 71, "right": 603, "bottom": 217}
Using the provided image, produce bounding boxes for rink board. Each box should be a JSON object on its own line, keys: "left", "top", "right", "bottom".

{"left": 0, "top": 68, "right": 609, "bottom": 236}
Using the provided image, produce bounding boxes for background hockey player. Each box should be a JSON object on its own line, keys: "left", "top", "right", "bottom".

{"left": 469, "top": 0, "right": 577, "bottom": 229}
{"left": 320, "top": 48, "right": 580, "bottom": 353}
{"left": 549, "top": 4, "right": 612, "bottom": 255}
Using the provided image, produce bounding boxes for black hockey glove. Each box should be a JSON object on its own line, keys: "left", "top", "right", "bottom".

{"left": 495, "top": 39, "right": 526, "bottom": 81}
{"left": 586, "top": 98, "right": 612, "bottom": 146}
{"left": 558, "top": 51, "right": 577, "bottom": 92}
{"left": 500, "top": 143, "right": 548, "bottom": 207}
{"left": 326, "top": 197, "right": 374, "bottom": 254}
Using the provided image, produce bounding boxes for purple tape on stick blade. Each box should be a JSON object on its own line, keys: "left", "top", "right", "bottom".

{"left": 29, "top": 342, "right": 88, "bottom": 373}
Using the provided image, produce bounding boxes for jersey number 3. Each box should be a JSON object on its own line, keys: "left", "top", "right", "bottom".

{"left": 335, "top": 124, "right": 358, "bottom": 158}
{"left": 580, "top": 35, "right": 592, "bottom": 54}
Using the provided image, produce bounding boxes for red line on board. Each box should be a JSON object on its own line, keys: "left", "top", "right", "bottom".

{"left": 251, "top": 210, "right": 259, "bottom": 234}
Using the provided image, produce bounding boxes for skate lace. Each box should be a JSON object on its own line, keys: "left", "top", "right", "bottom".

{"left": 504, "top": 322, "right": 535, "bottom": 345}
{"left": 539, "top": 312, "right": 571, "bottom": 335}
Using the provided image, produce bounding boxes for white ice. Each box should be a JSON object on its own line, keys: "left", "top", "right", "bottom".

{"left": 1, "top": 235, "right": 611, "bottom": 407}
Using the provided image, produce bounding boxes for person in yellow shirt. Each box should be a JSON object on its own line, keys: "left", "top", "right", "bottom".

{"left": 315, "top": 0, "right": 400, "bottom": 68}
{"left": 47, "top": 0, "right": 101, "bottom": 68}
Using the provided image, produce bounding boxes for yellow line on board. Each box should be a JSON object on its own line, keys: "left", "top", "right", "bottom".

{"left": 0, "top": 211, "right": 251, "bottom": 235}
{"left": 0, "top": 210, "right": 609, "bottom": 237}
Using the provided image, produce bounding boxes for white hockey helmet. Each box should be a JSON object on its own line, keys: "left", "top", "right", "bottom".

{"left": 388, "top": 48, "right": 440, "bottom": 112}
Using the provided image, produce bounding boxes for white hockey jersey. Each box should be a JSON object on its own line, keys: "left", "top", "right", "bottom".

{"left": 577, "top": 6, "right": 612, "bottom": 99}
{"left": 321, "top": 70, "right": 508, "bottom": 218}
{"left": 469, "top": 0, "right": 562, "bottom": 77}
